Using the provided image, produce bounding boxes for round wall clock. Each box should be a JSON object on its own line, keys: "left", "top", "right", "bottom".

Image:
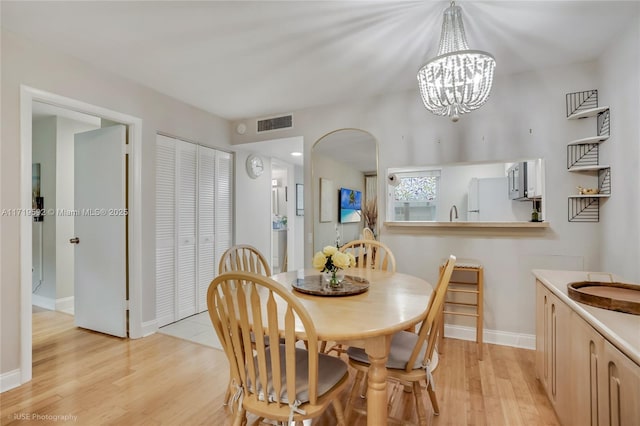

{"left": 246, "top": 154, "right": 264, "bottom": 179}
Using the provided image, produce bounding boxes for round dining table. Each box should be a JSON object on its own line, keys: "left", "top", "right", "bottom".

{"left": 270, "top": 268, "right": 434, "bottom": 426}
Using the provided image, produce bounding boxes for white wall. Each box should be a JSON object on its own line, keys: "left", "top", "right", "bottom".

{"left": 1, "top": 29, "right": 231, "bottom": 378}
{"left": 232, "top": 52, "right": 640, "bottom": 342}
{"left": 312, "top": 153, "right": 365, "bottom": 252}
{"left": 598, "top": 18, "right": 640, "bottom": 280}
{"left": 31, "top": 117, "right": 57, "bottom": 301}
{"left": 234, "top": 150, "right": 272, "bottom": 260}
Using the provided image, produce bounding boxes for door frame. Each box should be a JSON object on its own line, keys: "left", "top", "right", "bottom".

{"left": 19, "top": 85, "right": 144, "bottom": 385}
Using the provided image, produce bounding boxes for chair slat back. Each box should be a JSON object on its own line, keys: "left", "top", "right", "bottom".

{"left": 362, "top": 227, "right": 375, "bottom": 240}
{"left": 405, "top": 255, "right": 456, "bottom": 372}
{"left": 208, "top": 271, "right": 320, "bottom": 406}
{"left": 340, "top": 239, "right": 397, "bottom": 272}
{"left": 218, "top": 244, "right": 272, "bottom": 276}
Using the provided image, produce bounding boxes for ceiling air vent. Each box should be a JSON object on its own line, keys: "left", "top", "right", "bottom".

{"left": 257, "top": 114, "right": 293, "bottom": 133}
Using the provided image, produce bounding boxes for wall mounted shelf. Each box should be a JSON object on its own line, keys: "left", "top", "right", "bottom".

{"left": 565, "top": 90, "right": 611, "bottom": 222}
{"left": 567, "top": 135, "right": 609, "bottom": 145}
{"left": 568, "top": 194, "right": 611, "bottom": 198}
{"left": 568, "top": 197, "right": 601, "bottom": 222}
{"left": 567, "top": 106, "right": 610, "bottom": 120}
{"left": 568, "top": 164, "right": 610, "bottom": 172}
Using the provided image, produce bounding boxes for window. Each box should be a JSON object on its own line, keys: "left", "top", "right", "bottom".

{"left": 388, "top": 169, "right": 441, "bottom": 221}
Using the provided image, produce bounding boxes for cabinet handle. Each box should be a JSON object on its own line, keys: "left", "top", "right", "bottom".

{"left": 551, "top": 303, "right": 557, "bottom": 397}
{"left": 589, "top": 342, "right": 599, "bottom": 426}
{"left": 609, "top": 363, "right": 621, "bottom": 426}
{"left": 544, "top": 295, "right": 549, "bottom": 380}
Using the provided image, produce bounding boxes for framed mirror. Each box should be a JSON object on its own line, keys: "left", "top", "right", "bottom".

{"left": 312, "top": 129, "right": 377, "bottom": 252}
{"left": 386, "top": 159, "right": 545, "bottom": 223}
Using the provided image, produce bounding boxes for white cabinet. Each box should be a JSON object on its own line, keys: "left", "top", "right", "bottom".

{"left": 535, "top": 281, "right": 571, "bottom": 425}
{"left": 155, "top": 134, "right": 233, "bottom": 327}
{"left": 272, "top": 229, "right": 287, "bottom": 274}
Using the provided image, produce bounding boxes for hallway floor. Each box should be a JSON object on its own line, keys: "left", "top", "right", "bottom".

{"left": 157, "top": 311, "right": 223, "bottom": 349}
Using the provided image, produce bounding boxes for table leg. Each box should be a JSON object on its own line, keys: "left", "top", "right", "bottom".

{"left": 364, "top": 335, "right": 392, "bottom": 426}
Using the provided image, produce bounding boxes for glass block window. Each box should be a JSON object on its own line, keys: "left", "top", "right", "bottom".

{"left": 389, "top": 170, "right": 440, "bottom": 221}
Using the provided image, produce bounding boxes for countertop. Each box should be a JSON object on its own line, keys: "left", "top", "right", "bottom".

{"left": 532, "top": 269, "right": 640, "bottom": 366}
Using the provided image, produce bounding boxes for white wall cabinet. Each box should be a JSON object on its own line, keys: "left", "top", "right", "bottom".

{"left": 155, "top": 134, "right": 233, "bottom": 327}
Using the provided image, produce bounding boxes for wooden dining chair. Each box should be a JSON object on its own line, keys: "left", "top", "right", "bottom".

{"left": 344, "top": 255, "right": 456, "bottom": 426}
{"left": 362, "top": 227, "right": 375, "bottom": 240}
{"left": 207, "top": 271, "right": 349, "bottom": 426}
{"left": 218, "top": 244, "right": 272, "bottom": 406}
{"left": 218, "top": 244, "right": 272, "bottom": 276}
{"left": 339, "top": 239, "right": 396, "bottom": 272}
{"left": 321, "top": 239, "right": 398, "bottom": 356}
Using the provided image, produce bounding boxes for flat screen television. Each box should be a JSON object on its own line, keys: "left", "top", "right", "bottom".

{"left": 339, "top": 187, "right": 362, "bottom": 223}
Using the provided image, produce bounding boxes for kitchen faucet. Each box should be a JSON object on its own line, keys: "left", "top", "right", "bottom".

{"left": 449, "top": 205, "right": 458, "bottom": 222}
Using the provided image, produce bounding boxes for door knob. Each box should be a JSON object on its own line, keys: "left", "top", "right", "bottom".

{"left": 69, "top": 237, "right": 80, "bottom": 244}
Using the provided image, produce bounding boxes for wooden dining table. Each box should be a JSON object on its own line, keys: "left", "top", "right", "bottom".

{"left": 270, "top": 267, "right": 434, "bottom": 426}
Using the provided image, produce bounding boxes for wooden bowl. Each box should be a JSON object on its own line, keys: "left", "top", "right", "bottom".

{"left": 567, "top": 281, "right": 640, "bottom": 315}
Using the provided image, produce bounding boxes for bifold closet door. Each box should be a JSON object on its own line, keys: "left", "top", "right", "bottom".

{"left": 155, "top": 136, "right": 198, "bottom": 325}
{"left": 156, "top": 135, "right": 234, "bottom": 326}
{"left": 197, "top": 146, "right": 215, "bottom": 313}
{"left": 176, "top": 141, "right": 198, "bottom": 320}
{"left": 156, "top": 135, "right": 177, "bottom": 327}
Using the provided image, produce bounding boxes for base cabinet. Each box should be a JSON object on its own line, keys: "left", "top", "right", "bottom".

{"left": 570, "top": 312, "right": 605, "bottom": 426}
{"left": 535, "top": 281, "right": 571, "bottom": 425}
{"left": 537, "top": 280, "right": 640, "bottom": 426}
{"left": 600, "top": 341, "right": 640, "bottom": 426}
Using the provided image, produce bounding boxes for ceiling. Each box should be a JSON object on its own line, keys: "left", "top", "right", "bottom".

{"left": 3, "top": 1, "right": 638, "bottom": 123}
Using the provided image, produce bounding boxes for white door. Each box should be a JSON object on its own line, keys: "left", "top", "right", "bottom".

{"left": 477, "top": 177, "right": 518, "bottom": 221}
{"left": 468, "top": 178, "right": 480, "bottom": 221}
{"left": 73, "top": 125, "right": 127, "bottom": 337}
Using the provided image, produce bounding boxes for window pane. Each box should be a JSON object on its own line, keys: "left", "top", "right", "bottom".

{"left": 391, "top": 173, "right": 440, "bottom": 221}
{"left": 394, "top": 176, "right": 438, "bottom": 202}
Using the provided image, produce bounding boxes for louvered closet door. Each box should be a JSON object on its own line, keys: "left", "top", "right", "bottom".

{"left": 215, "top": 151, "right": 233, "bottom": 273}
{"left": 156, "top": 135, "right": 234, "bottom": 325}
{"left": 176, "top": 141, "right": 198, "bottom": 319}
{"left": 197, "top": 146, "right": 215, "bottom": 313}
{"left": 155, "top": 135, "right": 177, "bottom": 327}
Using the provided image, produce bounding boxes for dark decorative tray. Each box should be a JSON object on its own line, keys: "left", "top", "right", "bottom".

{"left": 567, "top": 281, "right": 640, "bottom": 315}
{"left": 292, "top": 275, "right": 370, "bottom": 297}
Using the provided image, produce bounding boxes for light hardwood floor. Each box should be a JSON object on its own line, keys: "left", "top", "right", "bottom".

{"left": 1, "top": 309, "right": 560, "bottom": 426}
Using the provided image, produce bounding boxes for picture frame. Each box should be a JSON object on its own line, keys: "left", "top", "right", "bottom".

{"left": 296, "top": 183, "right": 304, "bottom": 216}
{"left": 319, "top": 178, "right": 333, "bottom": 222}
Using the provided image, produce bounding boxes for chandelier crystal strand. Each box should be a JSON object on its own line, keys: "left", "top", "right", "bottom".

{"left": 417, "top": 1, "right": 495, "bottom": 122}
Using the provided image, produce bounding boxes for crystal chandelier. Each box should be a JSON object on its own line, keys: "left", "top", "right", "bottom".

{"left": 417, "top": 1, "right": 496, "bottom": 122}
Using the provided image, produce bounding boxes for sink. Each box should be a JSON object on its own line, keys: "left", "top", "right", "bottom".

{"left": 567, "top": 281, "right": 640, "bottom": 315}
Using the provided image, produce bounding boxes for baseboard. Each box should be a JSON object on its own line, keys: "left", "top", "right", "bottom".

{"left": 31, "top": 294, "right": 55, "bottom": 310}
{"left": 140, "top": 320, "right": 158, "bottom": 337}
{"left": 444, "top": 324, "right": 536, "bottom": 350}
{"left": 55, "top": 296, "right": 74, "bottom": 312}
{"left": 0, "top": 369, "right": 22, "bottom": 393}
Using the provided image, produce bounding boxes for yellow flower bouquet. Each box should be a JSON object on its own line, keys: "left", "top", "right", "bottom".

{"left": 313, "top": 245, "right": 356, "bottom": 287}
